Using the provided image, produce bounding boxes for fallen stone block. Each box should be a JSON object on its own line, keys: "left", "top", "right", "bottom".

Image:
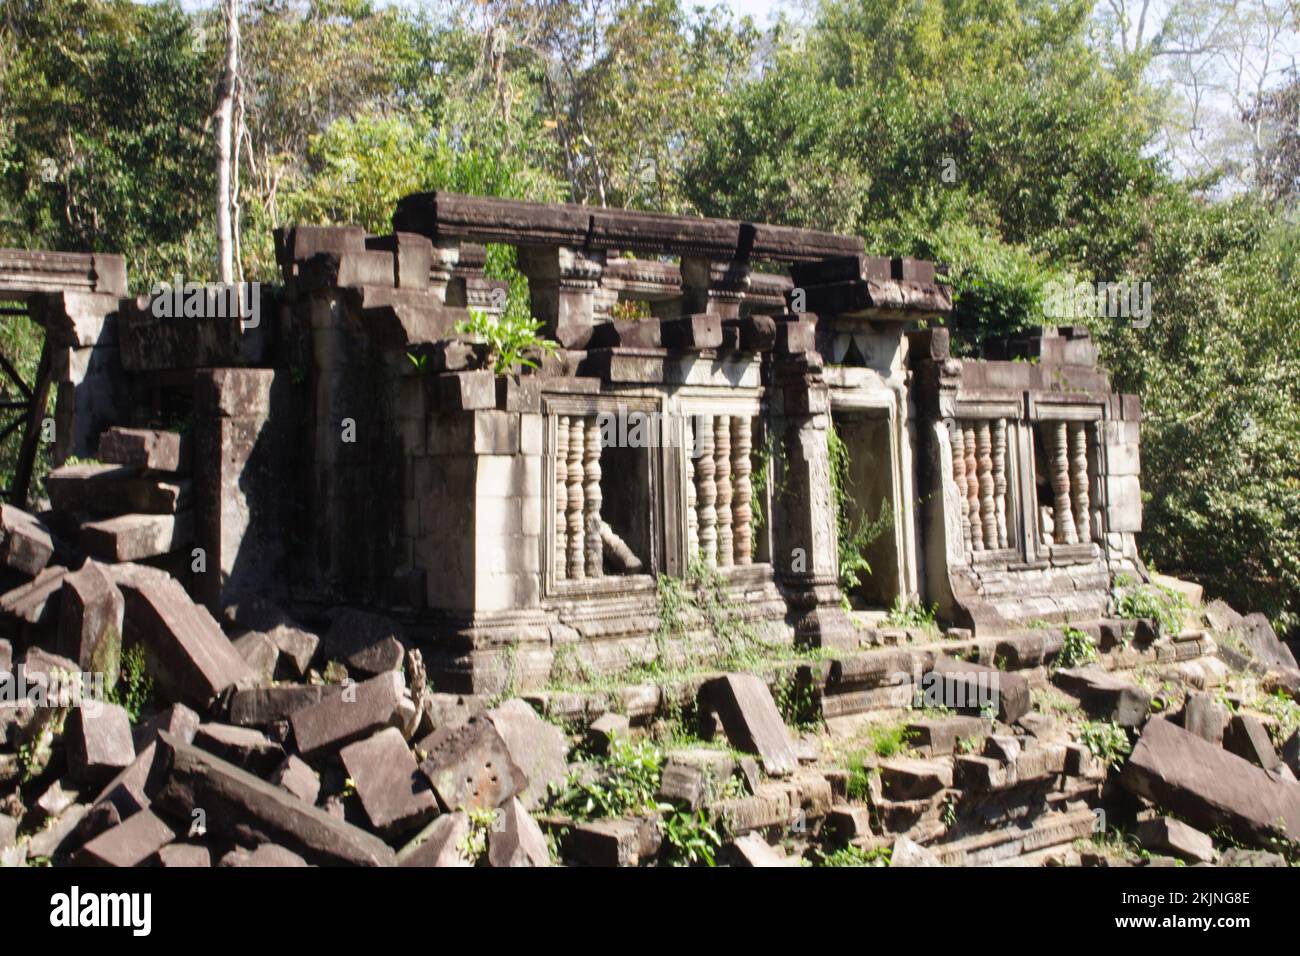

{"left": 152, "top": 734, "right": 397, "bottom": 866}
{"left": 26, "top": 804, "right": 89, "bottom": 862}
{"left": 587, "top": 712, "right": 630, "bottom": 754}
{"left": 1136, "top": 816, "right": 1214, "bottom": 864}
{"left": 0, "top": 504, "right": 54, "bottom": 575}
{"left": 112, "top": 566, "right": 253, "bottom": 709}
{"left": 923, "top": 657, "right": 1029, "bottom": 724}
{"left": 419, "top": 714, "right": 526, "bottom": 812}
{"left": 81, "top": 511, "right": 194, "bottom": 562}
{"left": 1236, "top": 613, "right": 1298, "bottom": 671}
{"left": 890, "top": 834, "right": 941, "bottom": 867}
{"left": 905, "top": 716, "right": 989, "bottom": 756}
{"left": 66, "top": 702, "right": 135, "bottom": 786}
{"left": 566, "top": 817, "right": 661, "bottom": 867}
{"left": 47, "top": 463, "right": 189, "bottom": 515}
{"left": 158, "top": 843, "right": 211, "bottom": 867}
{"left": 486, "top": 699, "right": 568, "bottom": 809}
{"left": 0, "top": 813, "right": 17, "bottom": 850}
{"left": 57, "top": 560, "right": 124, "bottom": 686}
{"left": 1053, "top": 666, "right": 1151, "bottom": 727}
{"left": 322, "top": 608, "right": 406, "bottom": 676}
{"left": 729, "top": 832, "right": 787, "bottom": 867}
{"left": 340, "top": 727, "right": 437, "bottom": 837}
{"left": 1121, "top": 718, "right": 1300, "bottom": 844}
{"left": 77, "top": 809, "right": 175, "bottom": 867}
{"left": 229, "top": 684, "right": 327, "bottom": 727}
{"left": 271, "top": 756, "right": 320, "bottom": 805}
{"left": 879, "top": 758, "right": 953, "bottom": 800}
{"left": 133, "top": 703, "right": 201, "bottom": 752}
{"left": 265, "top": 622, "right": 319, "bottom": 678}
{"left": 98, "top": 427, "right": 190, "bottom": 473}
{"left": 193, "top": 723, "right": 285, "bottom": 776}
{"left": 487, "top": 797, "right": 550, "bottom": 867}
{"left": 826, "top": 805, "right": 873, "bottom": 841}
{"left": 289, "top": 671, "right": 403, "bottom": 756}
{"left": 398, "top": 812, "right": 474, "bottom": 867}
{"left": 698, "top": 674, "right": 798, "bottom": 776}
{"left": 220, "top": 844, "right": 310, "bottom": 867}
{"left": 1283, "top": 730, "right": 1300, "bottom": 778}
{"left": 1181, "top": 690, "right": 1227, "bottom": 745}
{"left": 0, "top": 565, "right": 68, "bottom": 627}
{"left": 1219, "top": 847, "right": 1287, "bottom": 867}
{"left": 1223, "top": 713, "right": 1282, "bottom": 771}
{"left": 657, "top": 760, "right": 706, "bottom": 810}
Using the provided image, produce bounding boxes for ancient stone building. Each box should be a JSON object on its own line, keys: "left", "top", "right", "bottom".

{"left": 1, "top": 193, "right": 1145, "bottom": 696}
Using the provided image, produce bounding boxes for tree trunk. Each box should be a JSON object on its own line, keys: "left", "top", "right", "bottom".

{"left": 215, "top": 0, "right": 240, "bottom": 284}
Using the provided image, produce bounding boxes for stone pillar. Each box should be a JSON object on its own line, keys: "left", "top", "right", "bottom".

{"left": 963, "top": 422, "right": 982, "bottom": 551}
{"left": 694, "top": 414, "right": 717, "bottom": 566}
{"left": 950, "top": 420, "right": 971, "bottom": 553}
{"left": 976, "top": 421, "right": 997, "bottom": 550}
{"left": 516, "top": 246, "right": 605, "bottom": 349}
{"left": 566, "top": 417, "right": 586, "bottom": 579}
{"left": 1069, "top": 421, "right": 1091, "bottom": 543}
{"left": 714, "top": 415, "right": 733, "bottom": 567}
{"left": 992, "top": 418, "right": 1008, "bottom": 549}
{"left": 685, "top": 419, "right": 699, "bottom": 562}
{"left": 554, "top": 415, "right": 569, "bottom": 580}
{"left": 1047, "top": 421, "right": 1077, "bottom": 545}
{"left": 731, "top": 416, "right": 753, "bottom": 566}
{"left": 584, "top": 416, "right": 603, "bottom": 578}
{"left": 680, "top": 258, "right": 751, "bottom": 320}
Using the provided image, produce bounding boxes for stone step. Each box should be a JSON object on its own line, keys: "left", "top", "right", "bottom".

{"left": 47, "top": 463, "right": 190, "bottom": 516}
{"left": 931, "top": 807, "right": 1097, "bottom": 866}
{"left": 97, "top": 427, "right": 191, "bottom": 473}
{"left": 80, "top": 512, "right": 194, "bottom": 562}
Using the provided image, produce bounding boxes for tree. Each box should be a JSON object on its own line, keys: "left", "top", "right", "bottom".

{"left": 216, "top": 0, "right": 241, "bottom": 283}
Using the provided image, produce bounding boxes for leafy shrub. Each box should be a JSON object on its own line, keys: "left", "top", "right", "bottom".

{"left": 812, "top": 844, "right": 891, "bottom": 867}
{"left": 1056, "top": 626, "right": 1098, "bottom": 669}
{"left": 1112, "top": 575, "right": 1190, "bottom": 637}
{"left": 550, "top": 738, "right": 663, "bottom": 821}
{"left": 108, "top": 645, "right": 154, "bottom": 723}
{"left": 661, "top": 809, "right": 722, "bottom": 866}
{"left": 453, "top": 309, "right": 558, "bottom": 374}
{"left": 1078, "top": 720, "right": 1132, "bottom": 771}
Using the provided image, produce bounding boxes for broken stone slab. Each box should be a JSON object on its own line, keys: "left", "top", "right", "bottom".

{"left": 1223, "top": 713, "right": 1282, "bottom": 771}
{"left": 66, "top": 702, "right": 135, "bottom": 786}
{"left": 923, "top": 657, "right": 1029, "bottom": 724}
{"left": 81, "top": 511, "right": 194, "bottom": 562}
{"left": 1053, "top": 666, "right": 1151, "bottom": 727}
{"left": 826, "top": 805, "right": 873, "bottom": 841}
{"left": 906, "top": 715, "right": 989, "bottom": 756}
{"left": 0, "top": 813, "right": 17, "bottom": 850}
{"left": 133, "top": 703, "right": 201, "bottom": 753}
{"left": 485, "top": 698, "right": 568, "bottom": 809}
{"left": 419, "top": 713, "right": 526, "bottom": 812}
{"left": 890, "top": 834, "right": 942, "bottom": 867}
{"left": 657, "top": 760, "right": 706, "bottom": 810}
{"left": 729, "top": 832, "right": 787, "bottom": 867}
{"left": 0, "top": 565, "right": 68, "bottom": 626}
{"left": 158, "top": 843, "right": 211, "bottom": 867}
{"left": 1235, "top": 613, "right": 1298, "bottom": 671}
{"left": 398, "top": 812, "right": 474, "bottom": 867}
{"left": 586, "top": 712, "right": 630, "bottom": 754}
{"left": 110, "top": 565, "right": 254, "bottom": 710}
{"left": 1121, "top": 718, "right": 1300, "bottom": 844}
{"left": 265, "top": 623, "right": 319, "bottom": 679}
{"left": 289, "top": 671, "right": 404, "bottom": 756}
{"left": 698, "top": 674, "right": 799, "bottom": 776}
{"left": 1136, "top": 816, "right": 1214, "bottom": 864}
{"left": 152, "top": 734, "right": 397, "bottom": 866}
{"left": 220, "top": 844, "right": 310, "bottom": 867}
{"left": 77, "top": 809, "right": 176, "bottom": 867}
{"left": 566, "top": 816, "right": 661, "bottom": 867}
{"left": 57, "top": 559, "right": 124, "bottom": 687}
{"left": 229, "top": 684, "right": 328, "bottom": 727}
{"left": 879, "top": 758, "right": 954, "bottom": 800}
{"left": 98, "top": 427, "right": 190, "bottom": 473}
{"left": 35, "top": 777, "right": 82, "bottom": 822}
{"left": 0, "top": 505, "right": 54, "bottom": 575}
{"left": 487, "top": 797, "right": 550, "bottom": 867}
{"left": 340, "top": 727, "right": 437, "bottom": 837}
{"left": 26, "top": 803, "right": 90, "bottom": 862}
{"left": 232, "top": 631, "right": 278, "bottom": 686}
{"left": 47, "top": 463, "right": 190, "bottom": 515}
{"left": 1219, "top": 847, "right": 1287, "bottom": 867}
{"left": 1181, "top": 690, "right": 1227, "bottom": 745}
{"left": 193, "top": 723, "right": 286, "bottom": 776}
{"left": 1283, "top": 730, "right": 1300, "bottom": 778}
{"left": 271, "top": 755, "right": 320, "bottom": 805}
{"left": 321, "top": 608, "right": 406, "bottom": 676}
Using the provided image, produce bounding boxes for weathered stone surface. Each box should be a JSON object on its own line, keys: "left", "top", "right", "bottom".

{"left": 26, "top": 804, "right": 89, "bottom": 861}
{"left": 0, "top": 504, "right": 54, "bottom": 575}
{"left": 0, "top": 565, "right": 67, "bottom": 625}
{"left": 98, "top": 427, "right": 190, "bottom": 473}
{"left": 271, "top": 755, "right": 320, "bottom": 805}
{"left": 289, "top": 671, "right": 403, "bottom": 755}
{"left": 398, "top": 812, "right": 474, "bottom": 867}
{"left": 77, "top": 809, "right": 175, "bottom": 867}
{"left": 698, "top": 674, "right": 798, "bottom": 776}
{"left": 232, "top": 631, "right": 278, "bottom": 686}
{"left": 925, "top": 657, "right": 1029, "bottom": 724}
{"left": 220, "top": 844, "right": 310, "bottom": 867}
{"left": 587, "top": 712, "right": 630, "bottom": 753}
{"left": 566, "top": 817, "right": 661, "bottom": 867}
{"left": 340, "top": 727, "right": 437, "bottom": 837}
{"left": 152, "top": 734, "right": 397, "bottom": 866}
{"left": 194, "top": 722, "right": 285, "bottom": 775}
{"left": 419, "top": 714, "right": 526, "bottom": 812}
{"left": 730, "top": 832, "right": 787, "bottom": 867}
{"left": 66, "top": 702, "right": 135, "bottom": 785}
{"left": 879, "top": 758, "right": 953, "bottom": 800}
{"left": 906, "top": 716, "right": 989, "bottom": 756}
{"left": 47, "top": 463, "right": 189, "bottom": 515}
{"left": 157, "top": 843, "right": 211, "bottom": 867}
{"left": 265, "top": 623, "right": 319, "bottom": 678}
{"left": 133, "top": 703, "right": 201, "bottom": 752}
{"left": 1283, "top": 730, "right": 1300, "bottom": 778}
{"left": 1181, "top": 690, "right": 1227, "bottom": 745}
{"left": 0, "top": 813, "right": 18, "bottom": 850}
{"left": 322, "top": 608, "right": 406, "bottom": 676}
{"left": 1054, "top": 667, "right": 1151, "bottom": 727}
{"left": 1121, "top": 718, "right": 1300, "bottom": 844}
{"left": 111, "top": 565, "right": 253, "bottom": 709}
{"left": 485, "top": 699, "right": 568, "bottom": 808}
{"left": 81, "top": 511, "right": 193, "bottom": 562}
{"left": 890, "top": 834, "right": 942, "bottom": 867}
{"left": 1223, "top": 713, "right": 1282, "bottom": 771}
{"left": 229, "top": 684, "right": 327, "bottom": 727}
{"left": 657, "top": 760, "right": 706, "bottom": 810}
{"left": 487, "top": 797, "right": 550, "bottom": 867}
{"left": 1136, "top": 816, "right": 1214, "bottom": 864}
{"left": 827, "top": 805, "right": 873, "bottom": 841}
{"left": 57, "top": 560, "right": 124, "bottom": 684}
{"left": 1219, "top": 847, "right": 1287, "bottom": 867}
{"left": 1235, "top": 613, "right": 1298, "bottom": 671}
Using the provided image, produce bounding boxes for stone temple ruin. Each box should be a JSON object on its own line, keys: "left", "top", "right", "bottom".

{"left": 0, "top": 194, "right": 1297, "bottom": 868}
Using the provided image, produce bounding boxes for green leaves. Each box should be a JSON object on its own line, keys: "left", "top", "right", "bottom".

{"left": 452, "top": 309, "right": 557, "bottom": 375}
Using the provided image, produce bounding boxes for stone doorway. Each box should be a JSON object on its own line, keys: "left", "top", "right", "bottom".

{"left": 830, "top": 410, "right": 901, "bottom": 611}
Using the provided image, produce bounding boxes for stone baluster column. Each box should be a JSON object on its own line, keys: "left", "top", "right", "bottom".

{"left": 1069, "top": 421, "right": 1091, "bottom": 543}
{"left": 731, "top": 416, "right": 754, "bottom": 566}
{"left": 694, "top": 414, "right": 717, "bottom": 566}
{"left": 685, "top": 419, "right": 698, "bottom": 561}
{"left": 555, "top": 416, "right": 569, "bottom": 580}
{"left": 993, "top": 418, "right": 1008, "bottom": 549}
{"left": 584, "top": 417, "right": 603, "bottom": 578}
{"left": 567, "top": 418, "right": 586, "bottom": 578}
{"left": 714, "top": 415, "right": 733, "bottom": 567}
{"left": 976, "top": 421, "right": 997, "bottom": 549}
{"left": 950, "top": 421, "right": 971, "bottom": 552}
{"left": 963, "top": 422, "right": 983, "bottom": 551}
{"left": 1048, "top": 421, "right": 1077, "bottom": 545}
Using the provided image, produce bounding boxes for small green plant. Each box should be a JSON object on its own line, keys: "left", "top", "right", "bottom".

{"left": 882, "top": 596, "right": 940, "bottom": 634}
{"left": 773, "top": 671, "right": 823, "bottom": 733}
{"left": 1056, "top": 625, "right": 1099, "bottom": 669}
{"left": 941, "top": 793, "right": 958, "bottom": 828}
{"left": 1078, "top": 720, "right": 1133, "bottom": 771}
{"left": 550, "top": 738, "right": 664, "bottom": 821}
{"left": 458, "top": 806, "right": 498, "bottom": 864}
{"left": 867, "top": 722, "right": 917, "bottom": 759}
{"left": 1112, "top": 574, "right": 1190, "bottom": 637}
{"left": 405, "top": 350, "right": 429, "bottom": 371}
{"left": 108, "top": 645, "right": 154, "bottom": 723}
{"left": 661, "top": 808, "right": 722, "bottom": 866}
{"left": 813, "top": 843, "right": 891, "bottom": 867}
{"left": 1254, "top": 690, "right": 1300, "bottom": 749}
{"left": 828, "top": 422, "right": 894, "bottom": 603}
{"left": 454, "top": 309, "right": 558, "bottom": 374}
